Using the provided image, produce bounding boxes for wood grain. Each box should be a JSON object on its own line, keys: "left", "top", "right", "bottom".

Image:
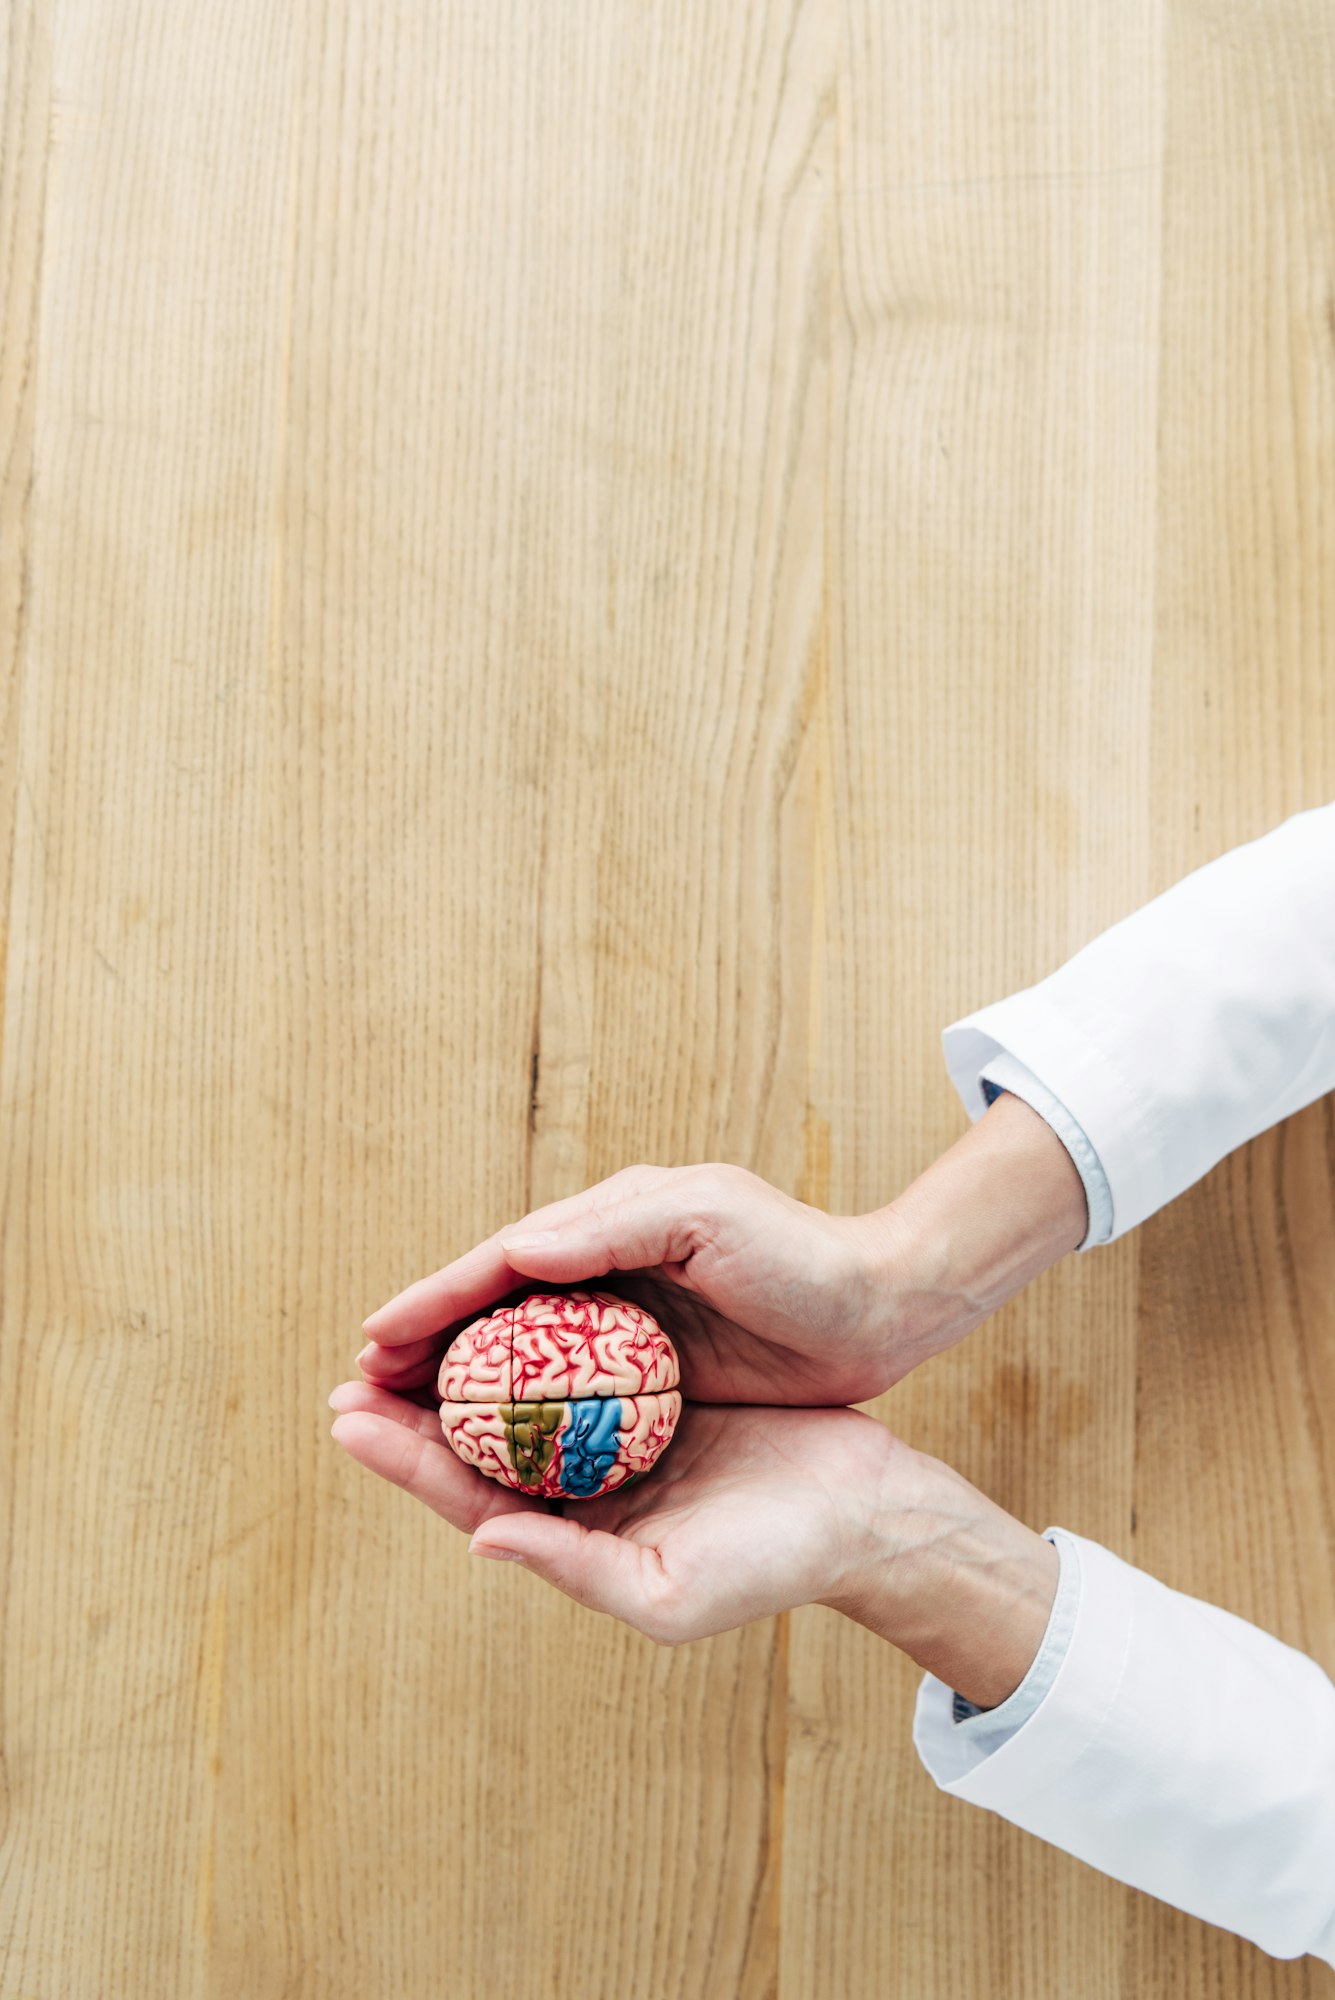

{"left": 2, "top": 2, "right": 1332, "bottom": 1994}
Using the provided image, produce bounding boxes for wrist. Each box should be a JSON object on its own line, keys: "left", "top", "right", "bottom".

{"left": 827, "top": 1440, "right": 1059, "bottom": 1709}
{"left": 858, "top": 1092, "right": 1087, "bottom": 1372}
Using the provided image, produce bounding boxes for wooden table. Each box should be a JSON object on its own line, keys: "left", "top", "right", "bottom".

{"left": 3, "top": 4, "right": 1333, "bottom": 1994}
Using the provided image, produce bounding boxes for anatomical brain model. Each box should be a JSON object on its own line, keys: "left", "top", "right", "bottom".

{"left": 438, "top": 1290, "right": 682, "bottom": 1499}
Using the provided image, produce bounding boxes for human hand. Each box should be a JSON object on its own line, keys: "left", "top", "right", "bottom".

{"left": 327, "top": 1382, "right": 1057, "bottom": 1706}
{"left": 358, "top": 1163, "right": 900, "bottom": 1406}
{"left": 356, "top": 1095, "right": 1087, "bottom": 1406}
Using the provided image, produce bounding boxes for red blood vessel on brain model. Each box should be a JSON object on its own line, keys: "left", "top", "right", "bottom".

{"left": 437, "top": 1290, "right": 682, "bottom": 1500}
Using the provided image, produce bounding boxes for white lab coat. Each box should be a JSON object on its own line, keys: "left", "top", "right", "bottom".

{"left": 916, "top": 803, "right": 1335, "bottom": 1967}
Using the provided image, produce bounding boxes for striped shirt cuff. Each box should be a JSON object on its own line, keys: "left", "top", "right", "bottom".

{"left": 978, "top": 1052, "right": 1114, "bottom": 1249}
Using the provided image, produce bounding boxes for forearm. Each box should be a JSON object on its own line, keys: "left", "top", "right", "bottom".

{"left": 824, "top": 1442, "right": 1059, "bottom": 1710}
{"left": 862, "top": 1092, "right": 1087, "bottom": 1372}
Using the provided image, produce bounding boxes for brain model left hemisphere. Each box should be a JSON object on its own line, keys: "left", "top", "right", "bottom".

{"left": 438, "top": 1290, "right": 682, "bottom": 1499}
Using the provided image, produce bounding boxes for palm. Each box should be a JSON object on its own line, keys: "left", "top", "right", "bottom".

{"left": 573, "top": 1403, "right": 888, "bottom": 1628}
{"left": 328, "top": 1386, "right": 900, "bottom": 1640}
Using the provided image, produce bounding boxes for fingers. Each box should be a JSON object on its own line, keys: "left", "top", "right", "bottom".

{"left": 469, "top": 1513, "right": 683, "bottom": 1639}
{"left": 360, "top": 1165, "right": 673, "bottom": 1347}
{"left": 497, "top": 1182, "right": 720, "bottom": 1287}
{"left": 356, "top": 1346, "right": 445, "bottom": 1394}
{"left": 328, "top": 1380, "right": 443, "bottom": 1437}
{"left": 359, "top": 1237, "right": 521, "bottom": 1347}
{"left": 329, "top": 1405, "right": 533, "bottom": 1533}
{"left": 330, "top": 1394, "right": 685, "bottom": 1639}
{"left": 355, "top": 1331, "right": 446, "bottom": 1391}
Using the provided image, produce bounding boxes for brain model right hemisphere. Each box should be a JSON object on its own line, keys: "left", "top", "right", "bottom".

{"left": 438, "top": 1290, "right": 682, "bottom": 1499}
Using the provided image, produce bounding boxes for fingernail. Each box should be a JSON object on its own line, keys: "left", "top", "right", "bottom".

{"left": 502, "top": 1231, "right": 559, "bottom": 1253}
{"left": 355, "top": 1344, "right": 377, "bottom": 1368}
{"left": 470, "top": 1545, "right": 526, "bottom": 1564}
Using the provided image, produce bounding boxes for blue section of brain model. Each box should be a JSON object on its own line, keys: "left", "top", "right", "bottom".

{"left": 558, "top": 1398, "right": 622, "bottom": 1496}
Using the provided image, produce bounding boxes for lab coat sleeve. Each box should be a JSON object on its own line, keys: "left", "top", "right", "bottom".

{"left": 942, "top": 803, "right": 1335, "bottom": 1239}
{"left": 914, "top": 1532, "right": 1335, "bottom": 1967}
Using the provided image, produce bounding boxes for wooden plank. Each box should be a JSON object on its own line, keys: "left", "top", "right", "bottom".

{"left": 781, "top": 7, "right": 1164, "bottom": 1995}
{"left": 0, "top": 0, "right": 52, "bottom": 1091}
{"left": 0, "top": 3, "right": 297, "bottom": 1994}
{"left": 1128, "top": 4, "right": 1335, "bottom": 1992}
{"left": 215, "top": 3, "right": 811, "bottom": 1990}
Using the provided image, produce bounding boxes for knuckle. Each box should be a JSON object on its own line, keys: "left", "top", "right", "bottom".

{"left": 678, "top": 1163, "right": 753, "bottom": 1245}
{"left": 637, "top": 1575, "right": 690, "bottom": 1646}
{"left": 692, "top": 1161, "right": 750, "bottom": 1203}
{"left": 640, "top": 1611, "right": 682, "bottom": 1647}
{"left": 556, "top": 1566, "right": 600, "bottom": 1612}
{"left": 388, "top": 1429, "right": 426, "bottom": 1489}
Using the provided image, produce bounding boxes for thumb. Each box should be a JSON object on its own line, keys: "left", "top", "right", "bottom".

{"left": 499, "top": 1183, "right": 714, "bottom": 1283}
{"left": 469, "top": 1514, "right": 681, "bottom": 1639}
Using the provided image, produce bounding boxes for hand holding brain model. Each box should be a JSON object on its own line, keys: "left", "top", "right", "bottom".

{"left": 332, "top": 1107, "right": 1079, "bottom": 1680}
{"left": 328, "top": 1369, "right": 1053, "bottom": 1696}
{"left": 352, "top": 1111, "right": 1084, "bottom": 1411}
{"left": 438, "top": 1290, "right": 681, "bottom": 1499}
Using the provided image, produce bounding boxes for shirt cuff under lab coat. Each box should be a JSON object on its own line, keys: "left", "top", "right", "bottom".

{"left": 976, "top": 1055, "right": 1114, "bottom": 1249}
{"left": 949, "top": 1528, "right": 1081, "bottom": 1743}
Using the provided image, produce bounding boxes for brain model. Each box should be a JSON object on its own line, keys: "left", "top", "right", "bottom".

{"left": 438, "top": 1290, "right": 682, "bottom": 1500}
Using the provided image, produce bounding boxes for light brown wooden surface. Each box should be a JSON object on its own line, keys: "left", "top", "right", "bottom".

{"left": 2, "top": 3, "right": 1333, "bottom": 1994}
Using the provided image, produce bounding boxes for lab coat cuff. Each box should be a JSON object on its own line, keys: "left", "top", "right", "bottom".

{"left": 913, "top": 1531, "right": 1127, "bottom": 1804}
